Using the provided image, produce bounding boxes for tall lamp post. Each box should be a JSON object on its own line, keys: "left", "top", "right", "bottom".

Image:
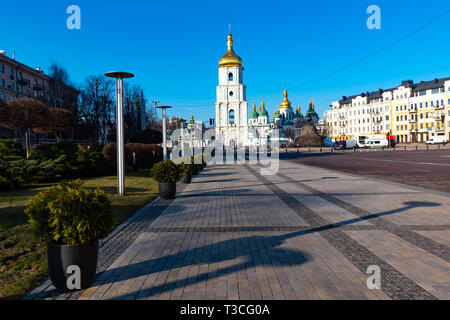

{"left": 156, "top": 105, "right": 172, "bottom": 161}
{"left": 105, "top": 71, "right": 134, "bottom": 196}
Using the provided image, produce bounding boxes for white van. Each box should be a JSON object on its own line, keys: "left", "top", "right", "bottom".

{"left": 426, "top": 136, "right": 447, "bottom": 145}
{"left": 365, "top": 138, "right": 389, "bottom": 149}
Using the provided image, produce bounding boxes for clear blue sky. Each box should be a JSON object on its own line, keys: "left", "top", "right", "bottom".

{"left": 1, "top": 0, "right": 449, "bottom": 122}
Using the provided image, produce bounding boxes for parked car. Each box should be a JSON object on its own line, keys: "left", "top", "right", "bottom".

{"left": 426, "top": 136, "right": 447, "bottom": 145}
{"left": 335, "top": 139, "right": 357, "bottom": 150}
{"left": 365, "top": 138, "right": 389, "bottom": 149}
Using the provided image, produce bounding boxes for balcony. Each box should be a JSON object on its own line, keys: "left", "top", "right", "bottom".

{"left": 409, "top": 118, "right": 417, "bottom": 123}
{"left": 434, "top": 105, "right": 445, "bottom": 110}
{"left": 18, "top": 78, "right": 30, "bottom": 86}
{"left": 409, "top": 108, "right": 418, "bottom": 113}
{"left": 33, "top": 84, "right": 44, "bottom": 91}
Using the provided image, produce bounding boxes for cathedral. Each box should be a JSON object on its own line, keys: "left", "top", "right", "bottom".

{"left": 214, "top": 32, "right": 320, "bottom": 147}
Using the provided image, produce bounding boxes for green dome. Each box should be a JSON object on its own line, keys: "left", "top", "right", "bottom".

{"left": 259, "top": 107, "right": 268, "bottom": 117}
{"left": 188, "top": 115, "right": 195, "bottom": 125}
{"left": 250, "top": 104, "right": 258, "bottom": 119}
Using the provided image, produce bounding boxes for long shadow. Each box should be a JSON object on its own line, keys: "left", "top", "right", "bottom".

{"left": 90, "top": 231, "right": 310, "bottom": 297}
{"left": 45, "top": 200, "right": 440, "bottom": 299}
{"left": 191, "top": 178, "right": 241, "bottom": 184}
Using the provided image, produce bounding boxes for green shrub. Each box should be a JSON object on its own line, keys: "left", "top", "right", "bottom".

{"left": 30, "top": 142, "right": 79, "bottom": 161}
{"left": 103, "top": 143, "right": 163, "bottom": 170}
{"left": 150, "top": 160, "right": 180, "bottom": 182}
{"left": 178, "top": 162, "right": 191, "bottom": 173}
{"left": 25, "top": 180, "right": 113, "bottom": 246}
{"left": 76, "top": 151, "right": 109, "bottom": 177}
{"left": 0, "top": 139, "right": 25, "bottom": 157}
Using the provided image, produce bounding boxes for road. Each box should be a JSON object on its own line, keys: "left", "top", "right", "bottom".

{"left": 281, "top": 149, "right": 450, "bottom": 193}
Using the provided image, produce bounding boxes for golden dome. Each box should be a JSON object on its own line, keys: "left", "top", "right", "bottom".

{"left": 219, "top": 33, "right": 243, "bottom": 68}
{"left": 280, "top": 90, "right": 292, "bottom": 109}
{"left": 309, "top": 97, "right": 315, "bottom": 110}
{"left": 258, "top": 106, "right": 261, "bottom": 112}
{"left": 252, "top": 104, "right": 256, "bottom": 110}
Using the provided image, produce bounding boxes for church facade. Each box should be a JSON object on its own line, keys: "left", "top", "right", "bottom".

{"left": 214, "top": 32, "right": 320, "bottom": 147}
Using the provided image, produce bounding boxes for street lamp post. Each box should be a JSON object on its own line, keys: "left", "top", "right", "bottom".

{"left": 105, "top": 71, "right": 134, "bottom": 196}
{"left": 156, "top": 105, "right": 172, "bottom": 161}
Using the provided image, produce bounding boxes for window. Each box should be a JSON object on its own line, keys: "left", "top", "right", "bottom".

{"left": 9, "top": 69, "right": 14, "bottom": 79}
{"left": 0, "top": 64, "right": 4, "bottom": 73}
{"left": 229, "top": 91, "right": 233, "bottom": 97}
{"left": 0, "top": 93, "right": 4, "bottom": 100}
{"left": 228, "top": 73, "right": 233, "bottom": 81}
{"left": 425, "top": 102, "right": 428, "bottom": 107}
{"left": 432, "top": 88, "right": 439, "bottom": 94}
{"left": 0, "top": 79, "right": 4, "bottom": 88}
{"left": 229, "top": 110, "right": 235, "bottom": 124}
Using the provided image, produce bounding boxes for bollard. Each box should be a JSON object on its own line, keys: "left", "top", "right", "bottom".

{"left": 405, "top": 146, "right": 407, "bottom": 151}
{"left": 427, "top": 144, "right": 429, "bottom": 151}
{"left": 320, "top": 147, "right": 323, "bottom": 153}
{"left": 297, "top": 148, "right": 299, "bottom": 154}
{"left": 416, "top": 145, "right": 418, "bottom": 151}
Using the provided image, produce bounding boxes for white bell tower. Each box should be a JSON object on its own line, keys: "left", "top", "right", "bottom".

{"left": 215, "top": 31, "right": 248, "bottom": 147}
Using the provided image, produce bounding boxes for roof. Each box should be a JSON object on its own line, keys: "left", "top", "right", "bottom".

{"left": 336, "top": 76, "right": 450, "bottom": 106}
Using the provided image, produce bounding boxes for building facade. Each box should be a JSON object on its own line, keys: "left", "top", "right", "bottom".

{"left": 215, "top": 33, "right": 249, "bottom": 147}
{"left": 213, "top": 32, "right": 321, "bottom": 147}
{"left": 325, "top": 77, "right": 450, "bottom": 143}
{"left": 0, "top": 50, "right": 79, "bottom": 137}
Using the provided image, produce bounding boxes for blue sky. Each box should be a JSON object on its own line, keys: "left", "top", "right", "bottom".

{"left": 1, "top": 0, "right": 449, "bottom": 122}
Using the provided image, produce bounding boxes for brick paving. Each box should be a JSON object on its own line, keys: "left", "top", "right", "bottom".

{"left": 27, "top": 161, "right": 450, "bottom": 300}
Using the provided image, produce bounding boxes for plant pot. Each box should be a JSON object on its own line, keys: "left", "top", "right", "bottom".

{"left": 192, "top": 166, "right": 198, "bottom": 176}
{"left": 47, "top": 242, "right": 98, "bottom": 290}
{"left": 159, "top": 181, "right": 177, "bottom": 199}
{"left": 197, "top": 164, "right": 203, "bottom": 171}
{"left": 181, "top": 171, "right": 192, "bottom": 184}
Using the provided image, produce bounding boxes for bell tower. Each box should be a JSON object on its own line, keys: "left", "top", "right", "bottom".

{"left": 215, "top": 31, "right": 248, "bottom": 147}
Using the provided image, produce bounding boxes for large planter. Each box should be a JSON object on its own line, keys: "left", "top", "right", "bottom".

{"left": 197, "top": 164, "right": 203, "bottom": 171}
{"left": 159, "top": 181, "right": 177, "bottom": 199}
{"left": 47, "top": 242, "right": 98, "bottom": 290}
{"left": 181, "top": 171, "right": 192, "bottom": 184}
{"left": 192, "top": 165, "right": 199, "bottom": 176}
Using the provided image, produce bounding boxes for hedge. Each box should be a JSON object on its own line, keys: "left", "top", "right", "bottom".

{"left": 103, "top": 143, "right": 163, "bottom": 170}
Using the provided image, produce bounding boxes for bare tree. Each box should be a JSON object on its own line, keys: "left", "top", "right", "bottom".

{"left": 145, "top": 102, "right": 159, "bottom": 130}
{"left": 78, "top": 75, "right": 114, "bottom": 145}
{"left": 0, "top": 98, "right": 48, "bottom": 157}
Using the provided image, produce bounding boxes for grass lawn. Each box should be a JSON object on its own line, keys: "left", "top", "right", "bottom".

{"left": 0, "top": 170, "right": 158, "bottom": 300}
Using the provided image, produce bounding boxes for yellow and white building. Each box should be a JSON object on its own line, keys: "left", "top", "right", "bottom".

{"left": 325, "top": 77, "right": 450, "bottom": 143}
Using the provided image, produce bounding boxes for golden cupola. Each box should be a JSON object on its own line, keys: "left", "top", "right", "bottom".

{"left": 280, "top": 90, "right": 292, "bottom": 109}
{"left": 219, "top": 33, "right": 243, "bottom": 68}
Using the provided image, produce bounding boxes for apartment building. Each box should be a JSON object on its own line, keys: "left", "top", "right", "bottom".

{"left": 325, "top": 77, "right": 450, "bottom": 143}
{"left": 0, "top": 50, "right": 79, "bottom": 137}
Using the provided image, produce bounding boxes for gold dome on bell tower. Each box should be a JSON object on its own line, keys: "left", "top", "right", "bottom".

{"left": 219, "top": 32, "right": 243, "bottom": 68}
{"left": 280, "top": 90, "right": 292, "bottom": 109}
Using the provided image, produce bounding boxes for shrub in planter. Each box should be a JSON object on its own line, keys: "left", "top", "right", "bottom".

{"left": 190, "top": 156, "right": 199, "bottom": 176}
{"left": 150, "top": 160, "right": 180, "bottom": 199}
{"left": 178, "top": 163, "right": 192, "bottom": 184}
{"left": 25, "top": 180, "right": 113, "bottom": 290}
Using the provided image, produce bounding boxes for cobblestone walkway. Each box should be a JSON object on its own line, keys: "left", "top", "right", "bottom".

{"left": 27, "top": 161, "right": 450, "bottom": 300}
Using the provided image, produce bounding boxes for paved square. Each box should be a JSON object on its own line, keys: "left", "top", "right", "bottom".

{"left": 28, "top": 160, "right": 450, "bottom": 300}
